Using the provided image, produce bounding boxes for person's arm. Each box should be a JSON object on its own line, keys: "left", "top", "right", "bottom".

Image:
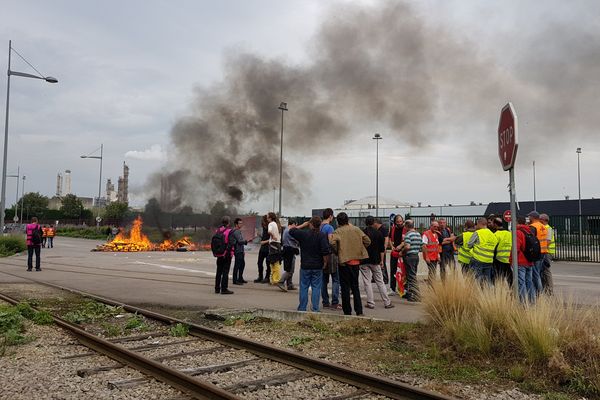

{"left": 467, "top": 232, "right": 479, "bottom": 248}
{"left": 455, "top": 233, "right": 464, "bottom": 247}
{"left": 362, "top": 231, "right": 371, "bottom": 248}
{"left": 295, "top": 220, "right": 310, "bottom": 230}
{"left": 329, "top": 231, "right": 339, "bottom": 254}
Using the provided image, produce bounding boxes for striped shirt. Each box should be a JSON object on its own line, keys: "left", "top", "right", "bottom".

{"left": 404, "top": 230, "right": 423, "bottom": 255}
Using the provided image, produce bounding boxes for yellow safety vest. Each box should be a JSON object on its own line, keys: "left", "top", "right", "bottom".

{"left": 472, "top": 228, "right": 498, "bottom": 264}
{"left": 494, "top": 230, "right": 512, "bottom": 264}
{"left": 545, "top": 224, "right": 556, "bottom": 256}
{"left": 457, "top": 231, "right": 474, "bottom": 265}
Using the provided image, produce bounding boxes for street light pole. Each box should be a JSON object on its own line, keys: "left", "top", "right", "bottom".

{"left": 533, "top": 160, "right": 536, "bottom": 211}
{"left": 81, "top": 144, "right": 103, "bottom": 207}
{"left": 20, "top": 175, "right": 25, "bottom": 224}
{"left": 372, "top": 133, "right": 382, "bottom": 217}
{"left": 1, "top": 40, "right": 58, "bottom": 231}
{"left": 277, "top": 102, "right": 287, "bottom": 217}
{"left": 577, "top": 147, "right": 582, "bottom": 236}
{"left": 6, "top": 165, "right": 19, "bottom": 222}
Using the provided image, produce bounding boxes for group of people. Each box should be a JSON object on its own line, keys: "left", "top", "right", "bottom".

{"left": 41, "top": 224, "right": 56, "bottom": 248}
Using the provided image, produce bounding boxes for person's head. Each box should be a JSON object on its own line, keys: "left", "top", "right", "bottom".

{"left": 322, "top": 208, "right": 334, "bottom": 222}
{"left": 430, "top": 220, "right": 439, "bottom": 231}
{"left": 373, "top": 218, "right": 383, "bottom": 229}
{"left": 405, "top": 220, "right": 414, "bottom": 230}
{"left": 267, "top": 212, "right": 278, "bottom": 223}
{"left": 476, "top": 217, "right": 488, "bottom": 229}
{"left": 365, "top": 215, "right": 375, "bottom": 227}
{"left": 439, "top": 218, "right": 447, "bottom": 229}
{"left": 221, "top": 216, "right": 230, "bottom": 227}
{"left": 261, "top": 214, "right": 268, "bottom": 229}
{"left": 234, "top": 217, "right": 243, "bottom": 228}
{"left": 336, "top": 212, "right": 349, "bottom": 226}
{"left": 309, "top": 216, "right": 322, "bottom": 231}
{"left": 493, "top": 218, "right": 504, "bottom": 229}
{"left": 31, "top": 217, "right": 38, "bottom": 224}
{"left": 288, "top": 218, "right": 297, "bottom": 227}
{"left": 517, "top": 215, "right": 527, "bottom": 225}
{"left": 464, "top": 219, "right": 475, "bottom": 230}
{"left": 527, "top": 211, "right": 540, "bottom": 222}
{"left": 540, "top": 213, "right": 550, "bottom": 224}
{"left": 394, "top": 214, "right": 404, "bottom": 226}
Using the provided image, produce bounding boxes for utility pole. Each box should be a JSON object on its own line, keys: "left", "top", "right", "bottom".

{"left": 277, "top": 102, "right": 288, "bottom": 217}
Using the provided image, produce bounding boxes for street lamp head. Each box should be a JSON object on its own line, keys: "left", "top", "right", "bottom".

{"left": 373, "top": 133, "right": 382, "bottom": 140}
{"left": 576, "top": 147, "right": 582, "bottom": 154}
{"left": 80, "top": 155, "right": 87, "bottom": 159}
{"left": 45, "top": 76, "right": 58, "bottom": 83}
{"left": 278, "top": 102, "right": 288, "bottom": 111}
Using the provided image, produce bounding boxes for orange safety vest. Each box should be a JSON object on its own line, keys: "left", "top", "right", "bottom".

{"left": 423, "top": 230, "right": 440, "bottom": 262}
{"left": 42, "top": 227, "right": 49, "bottom": 238}
{"left": 530, "top": 221, "right": 548, "bottom": 254}
{"left": 47, "top": 227, "right": 56, "bottom": 237}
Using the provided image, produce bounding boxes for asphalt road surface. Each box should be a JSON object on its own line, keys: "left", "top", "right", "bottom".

{"left": 0, "top": 238, "right": 597, "bottom": 323}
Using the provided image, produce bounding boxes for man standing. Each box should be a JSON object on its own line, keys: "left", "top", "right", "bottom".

{"left": 321, "top": 208, "right": 341, "bottom": 310}
{"left": 278, "top": 219, "right": 300, "bottom": 292}
{"left": 540, "top": 213, "right": 554, "bottom": 295}
{"left": 467, "top": 217, "right": 499, "bottom": 284}
{"left": 528, "top": 211, "right": 548, "bottom": 296}
{"left": 373, "top": 218, "right": 390, "bottom": 284}
{"left": 289, "top": 216, "right": 330, "bottom": 312}
{"left": 438, "top": 218, "right": 456, "bottom": 273}
{"left": 46, "top": 224, "right": 56, "bottom": 248}
{"left": 360, "top": 216, "right": 393, "bottom": 309}
{"left": 514, "top": 216, "right": 535, "bottom": 303}
{"left": 214, "top": 216, "right": 234, "bottom": 294}
{"left": 388, "top": 215, "right": 405, "bottom": 293}
{"left": 256, "top": 215, "right": 270, "bottom": 283}
{"left": 422, "top": 221, "right": 442, "bottom": 281}
{"left": 230, "top": 218, "right": 249, "bottom": 285}
{"left": 492, "top": 218, "right": 512, "bottom": 285}
{"left": 330, "top": 212, "right": 370, "bottom": 316}
{"left": 41, "top": 225, "right": 48, "bottom": 248}
{"left": 26, "top": 217, "right": 43, "bottom": 272}
{"left": 455, "top": 220, "right": 476, "bottom": 274}
{"left": 402, "top": 220, "right": 422, "bottom": 302}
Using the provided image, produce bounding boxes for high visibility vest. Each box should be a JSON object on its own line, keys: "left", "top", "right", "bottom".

{"left": 47, "top": 227, "right": 56, "bottom": 238}
{"left": 530, "top": 221, "right": 548, "bottom": 254}
{"left": 422, "top": 230, "right": 440, "bottom": 262}
{"left": 472, "top": 228, "right": 498, "bottom": 264}
{"left": 494, "top": 229, "right": 512, "bottom": 264}
{"left": 545, "top": 224, "right": 555, "bottom": 255}
{"left": 457, "top": 231, "right": 474, "bottom": 265}
{"left": 42, "top": 227, "right": 48, "bottom": 238}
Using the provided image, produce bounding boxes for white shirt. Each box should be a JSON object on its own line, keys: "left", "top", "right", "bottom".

{"left": 268, "top": 221, "right": 281, "bottom": 243}
{"left": 422, "top": 234, "right": 429, "bottom": 244}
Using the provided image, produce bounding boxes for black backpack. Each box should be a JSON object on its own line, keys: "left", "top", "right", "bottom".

{"left": 522, "top": 226, "right": 542, "bottom": 262}
{"left": 211, "top": 228, "right": 231, "bottom": 257}
{"left": 31, "top": 226, "right": 42, "bottom": 245}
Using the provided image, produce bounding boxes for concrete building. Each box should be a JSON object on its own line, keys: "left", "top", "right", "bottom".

{"left": 106, "top": 179, "right": 117, "bottom": 203}
{"left": 64, "top": 170, "right": 72, "bottom": 195}
{"left": 117, "top": 162, "right": 129, "bottom": 203}
{"left": 56, "top": 173, "right": 63, "bottom": 197}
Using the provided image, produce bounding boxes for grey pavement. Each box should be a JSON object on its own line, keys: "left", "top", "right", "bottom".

{"left": 0, "top": 238, "right": 597, "bottom": 324}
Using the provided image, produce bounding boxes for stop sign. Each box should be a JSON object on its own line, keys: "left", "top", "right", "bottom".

{"left": 498, "top": 103, "right": 518, "bottom": 171}
{"left": 503, "top": 210, "right": 511, "bottom": 223}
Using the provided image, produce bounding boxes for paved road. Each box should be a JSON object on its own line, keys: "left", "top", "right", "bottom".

{"left": 0, "top": 238, "right": 597, "bottom": 323}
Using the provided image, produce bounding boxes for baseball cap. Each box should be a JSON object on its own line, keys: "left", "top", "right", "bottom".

{"left": 527, "top": 211, "right": 540, "bottom": 219}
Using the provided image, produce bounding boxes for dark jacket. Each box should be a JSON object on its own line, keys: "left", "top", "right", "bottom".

{"left": 289, "top": 228, "right": 330, "bottom": 269}
{"left": 230, "top": 228, "right": 247, "bottom": 254}
{"left": 363, "top": 226, "right": 385, "bottom": 265}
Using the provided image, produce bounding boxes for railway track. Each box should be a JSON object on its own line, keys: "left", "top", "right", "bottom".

{"left": 0, "top": 270, "right": 455, "bottom": 400}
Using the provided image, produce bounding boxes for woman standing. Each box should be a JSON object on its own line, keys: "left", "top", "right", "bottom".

{"left": 255, "top": 215, "right": 270, "bottom": 283}
{"left": 266, "top": 212, "right": 282, "bottom": 284}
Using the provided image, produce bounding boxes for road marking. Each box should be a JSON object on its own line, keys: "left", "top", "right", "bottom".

{"left": 132, "top": 261, "right": 215, "bottom": 276}
{"left": 553, "top": 274, "right": 600, "bottom": 280}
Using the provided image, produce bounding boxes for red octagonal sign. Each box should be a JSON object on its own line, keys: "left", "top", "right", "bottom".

{"left": 498, "top": 103, "right": 518, "bottom": 171}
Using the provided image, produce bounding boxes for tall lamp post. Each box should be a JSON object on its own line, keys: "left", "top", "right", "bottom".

{"left": 532, "top": 160, "right": 536, "bottom": 211}
{"left": 20, "top": 175, "right": 25, "bottom": 224}
{"left": 6, "top": 165, "right": 19, "bottom": 222}
{"left": 80, "top": 144, "right": 103, "bottom": 207}
{"left": 277, "top": 102, "right": 287, "bottom": 217}
{"left": 372, "top": 133, "right": 382, "bottom": 217}
{"left": 2, "top": 40, "right": 58, "bottom": 231}
{"left": 576, "top": 147, "right": 582, "bottom": 236}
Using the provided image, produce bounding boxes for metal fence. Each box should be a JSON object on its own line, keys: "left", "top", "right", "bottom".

{"left": 348, "top": 214, "right": 600, "bottom": 263}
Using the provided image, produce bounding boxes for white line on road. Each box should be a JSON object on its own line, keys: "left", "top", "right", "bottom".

{"left": 553, "top": 274, "right": 600, "bottom": 280}
{"left": 132, "top": 261, "right": 215, "bottom": 276}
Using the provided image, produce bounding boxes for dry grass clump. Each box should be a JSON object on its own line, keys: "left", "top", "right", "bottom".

{"left": 421, "top": 269, "right": 600, "bottom": 396}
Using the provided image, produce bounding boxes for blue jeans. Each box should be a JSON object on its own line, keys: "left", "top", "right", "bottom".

{"left": 532, "top": 259, "right": 544, "bottom": 296}
{"left": 298, "top": 269, "right": 323, "bottom": 312}
{"left": 470, "top": 259, "right": 493, "bottom": 284}
{"left": 321, "top": 269, "right": 339, "bottom": 306}
{"left": 518, "top": 266, "right": 535, "bottom": 304}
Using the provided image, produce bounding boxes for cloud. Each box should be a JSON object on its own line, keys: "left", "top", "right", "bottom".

{"left": 125, "top": 144, "right": 166, "bottom": 161}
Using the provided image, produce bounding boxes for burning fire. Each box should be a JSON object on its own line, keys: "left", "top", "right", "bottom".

{"left": 94, "top": 216, "right": 204, "bottom": 252}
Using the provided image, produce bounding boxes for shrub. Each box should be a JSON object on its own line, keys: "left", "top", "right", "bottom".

{"left": 0, "top": 236, "right": 26, "bottom": 257}
{"left": 169, "top": 323, "right": 189, "bottom": 337}
{"left": 32, "top": 311, "right": 54, "bottom": 325}
{"left": 16, "top": 302, "right": 36, "bottom": 319}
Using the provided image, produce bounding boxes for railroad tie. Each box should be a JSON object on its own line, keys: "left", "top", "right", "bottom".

{"left": 321, "top": 390, "right": 369, "bottom": 400}
{"left": 224, "top": 371, "right": 312, "bottom": 394}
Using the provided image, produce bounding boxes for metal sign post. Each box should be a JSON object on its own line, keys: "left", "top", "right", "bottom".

{"left": 498, "top": 103, "right": 519, "bottom": 298}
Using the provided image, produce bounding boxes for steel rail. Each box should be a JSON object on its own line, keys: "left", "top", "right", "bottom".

{"left": 0, "top": 291, "right": 240, "bottom": 400}
{"left": 0, "top": 269, "right": 455, "bottom": 400}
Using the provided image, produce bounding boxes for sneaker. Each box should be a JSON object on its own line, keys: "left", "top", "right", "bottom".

{"left": 27, "top": 268, "right": 32, "bottom": 272}
{"left": 241, "top": 280, "right": 248, "bottom": 284}
{"left": 332, "top": 304, "right": 342, "bottom": 310}
{"left": 253, "top": 278, "right": 263, "bottom": 283}
{"left": 261, "top": 278, "right": 270, "bottom": 284}
{"left": 35, "top": 268, "right": 42, "bottom": 271}
{"left": 322, "top": 304, "right": 330, "bottom": 309}
{"left": 277, "top": 283, "right": 288, "bottom": 292}
{"left": 233, "top": 281, "right": 243, "bottom": 285}
{"left": 384, "top": 303, "right": 395, "bottom": 309}
{"left": 365, "top": 304, "right": 375, "bottom": 309}
{"left": 221, "top": 289, "right": 234, "bottom": 295}
{"left": 287, "top": 285, "right": 297, "bottom": 290}
{"left": 215, "top": 289, "right": 221, "bottom": 294}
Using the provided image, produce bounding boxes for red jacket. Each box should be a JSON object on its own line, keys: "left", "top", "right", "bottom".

{"left": 510, "top": 224, "right": 533, "bottom": 267}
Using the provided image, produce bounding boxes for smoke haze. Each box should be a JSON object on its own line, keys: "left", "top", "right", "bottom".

{"left": 150, "top": 1, "right": 600, "bottom": 211}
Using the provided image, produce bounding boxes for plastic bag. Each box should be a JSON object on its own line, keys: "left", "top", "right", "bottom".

{"left": 270, "top": 261, "right": 282, "bottom": 285}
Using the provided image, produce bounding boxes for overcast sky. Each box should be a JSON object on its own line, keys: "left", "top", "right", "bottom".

{"left": 1, "top": 0, "right": 599, "bottom": 216}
